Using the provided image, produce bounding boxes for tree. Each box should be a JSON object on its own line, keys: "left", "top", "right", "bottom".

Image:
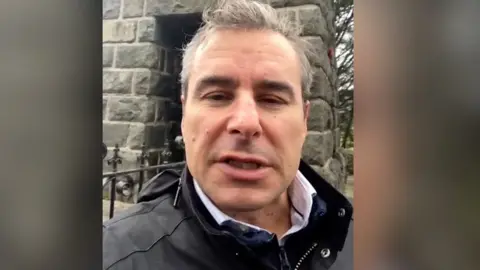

{"left": 334, "top": 0, "right": 354, "bottom": 148}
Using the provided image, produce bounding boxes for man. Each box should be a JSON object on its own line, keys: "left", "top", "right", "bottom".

{"left": 103, "top": 0, "right": 353, "bottom": 269}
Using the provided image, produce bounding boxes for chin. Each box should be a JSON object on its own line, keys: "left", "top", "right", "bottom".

{"left": 200, "top": 170, "right": 287, "bottom": 212}
{"left": 212, "top": 189, "right": 277, "bottom": 212}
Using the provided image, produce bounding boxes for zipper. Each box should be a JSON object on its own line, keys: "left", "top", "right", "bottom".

{"left": 279, "top": 246, "right": 292, "bottom": 270}
{"left": 293, "top": 242, "right": 318, "bottom": 270}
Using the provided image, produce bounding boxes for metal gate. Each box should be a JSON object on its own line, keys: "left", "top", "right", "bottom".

{"left": 102, "top": 139, "right": 185, "bottom": 219}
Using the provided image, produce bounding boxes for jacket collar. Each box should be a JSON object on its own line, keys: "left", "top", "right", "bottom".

{"left": 179, "top": 159, "right": 353, "bottom": 251}
{"left": 297, "top": 160, "right": 353, "bottom": 251}
{"left": 192, "top": 170, "right": 320, "bottom": 229}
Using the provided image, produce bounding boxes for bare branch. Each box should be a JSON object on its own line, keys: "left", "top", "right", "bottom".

{"left": 338, "top": 76, "right": 353, "bottom": 89}
{"left": 337, "top": 54, "right": 353, "bottom": 74}
{"left": 336, "top": 10, "right": 354, "bottom": 47}
{"left": 335, "top": 0, "right": 354, "bottom": 144}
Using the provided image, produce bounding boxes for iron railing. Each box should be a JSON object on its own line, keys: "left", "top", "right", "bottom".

{"left": 103, "top": 138, "right": 185, "bottom": 219}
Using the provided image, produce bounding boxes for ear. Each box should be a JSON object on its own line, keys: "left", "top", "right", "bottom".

{"left": 180, "top": 94, "right": 185, "bottom": 130}
{"left": 180, "top": 93, "right": 186, "bottom": 112}
{"left": 302, "top": 100, "right": 310, "bottom": 140}
{"left": 303, "top": 100, "right": 310, "bottom": 123}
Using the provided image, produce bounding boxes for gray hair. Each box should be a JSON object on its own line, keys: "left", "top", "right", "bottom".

{"left": 179, "top": 0, "right": 314, "bottom": 101}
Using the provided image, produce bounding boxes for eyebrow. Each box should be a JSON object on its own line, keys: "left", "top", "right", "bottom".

{"left": 192, "top": 75, "right": 296, "bottom": 101}
{"left": 193, "top": 75, "right": 239, "bottom": 98}
{"left": 254, "top": 79, "right": 296, "bottom": 101}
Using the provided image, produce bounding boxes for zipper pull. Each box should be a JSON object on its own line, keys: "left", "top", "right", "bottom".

{"left": 279, "top": 246, "right": 292, "bottom": 270}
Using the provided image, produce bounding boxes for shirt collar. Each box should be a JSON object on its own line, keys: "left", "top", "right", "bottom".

{"left": 193, "top": 170, "right": 318, "bottom": 240}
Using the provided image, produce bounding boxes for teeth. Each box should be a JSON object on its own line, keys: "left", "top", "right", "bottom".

{"left": 228, "top": 160, "right": 260, "bottom": 169}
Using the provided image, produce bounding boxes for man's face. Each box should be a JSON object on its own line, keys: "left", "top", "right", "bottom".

{"left": 181, "top": 29, "right": 309, "bottom": 213}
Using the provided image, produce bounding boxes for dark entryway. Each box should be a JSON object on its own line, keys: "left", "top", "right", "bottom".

{"left": 153, "top": 13, "right": 202, "bottom": 162}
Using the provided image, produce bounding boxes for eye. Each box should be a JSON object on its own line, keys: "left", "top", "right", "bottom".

{"left": 204, "top": 91, "right": 231, "bottom": 101}
{"left": 208, "top": 94, "right": 226, "bottom": 100}
{"left": 258, "top": 96, "right": 285, "bottom": 105}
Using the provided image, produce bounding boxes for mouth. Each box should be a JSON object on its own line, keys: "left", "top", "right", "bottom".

{"left": 218, "top": 155, "right": 268, "bottom": 170}
{"left": 216, "top": 154, "right": 270, "bottom": 181}
{"left": 224, "top": 159, "right": 263, "bottom": 170}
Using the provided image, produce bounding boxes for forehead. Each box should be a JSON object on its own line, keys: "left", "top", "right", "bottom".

{"left": 197, "top": 28, "right": 298, "bottom": 57}
{"left": 189, "top": 29, "right": 302, "bottom": 89}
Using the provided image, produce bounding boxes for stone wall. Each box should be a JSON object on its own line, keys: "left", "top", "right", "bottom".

{"left": 102, "top": 0, "right": 347, "bottom": 192}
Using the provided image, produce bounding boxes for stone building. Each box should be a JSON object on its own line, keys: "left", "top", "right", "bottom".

{"left": 102, "top": 0, "right": 347, "bottom": 192}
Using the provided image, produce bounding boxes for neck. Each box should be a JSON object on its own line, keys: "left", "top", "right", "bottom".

{"left": 226, "top": 191, "right": 292, "bottom": 237}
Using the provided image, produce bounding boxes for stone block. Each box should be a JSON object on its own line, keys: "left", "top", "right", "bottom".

{"left": 307, "top": 99, "right": 333, "bottom": 132}
{"left": 133, "top": 70, "right": 153, "bottom": 94}
{"left": 333, "top": 150, "right": 348, "bottom": 192}
{"left": 103, "top": 122, "right": 130, "bottom": 147}
{"left": 103, "top": 20, "right": 137, "bottom": 43}
{"left": 258, "top": 0, "right": 286, "bottom": 7}
{"left": 325, "top": 13, "right": 336, "bottom": 46}
{"left": 310, "top": 162, "right": 338, "bottom": 189}
{"left": 103, "top": 71, "right": 133, "bottom": 94}
{"left": 116, "top": 44, "right": 161, "bottom": 69}
{"left": 310, "top": 165, "right": 322, "bottom": 177}
{"left": 123, "top": 0, "right": 144, "bottom": 18}
{"left": 310, "top": 67, "right": 333, "bottom": 102}
{"left": 317, "top": 0, "right": 336, "bottom": 41}
{"left": 103, "top": 147, "right": 141, "bottom": 171}
{"left": 332, "top": 86, "right": 339, "bottom": 107}
{"left": 133, "top": 70, "right": 175, "bottom": 96}
{"left": 328, "top": 157, "right": 342, "bottom": 183}
{"left": 334, "top": 127, "right": 341, "bottom": 149}
{"left": 137, "top": 17, "right": 157, "bottom": 42}
{"left": 276, "top": 7, "right": 298, "bottom": 29}
{"left": 145, "top": 0, "right": 205, "bottom": 16}
{"left": 302, "top": 130, "right": 334, "bottom": 166}
{"left": 315, "top": 157, "right": 344, "bottom": 191}
{"left": 304, "top": 37, "right": 337, "bottom": 85}
{"left": 107, "top": 96, "right": 156, "bottom": 122}
{"left": 297, "top": 5, "right": 328, "bottom": 38}
{"left": 103, "top": 45, "right": 114, "bottom": 67}
{"left": 126, "top": 123, "right": 146, "bottom": 149}
{"left": 302, "top": 36, "right": 332, "bottom": 76}
{"left": 339, "top": 148, "right": 353, "bottom": 175}
{"left": 103, "top": 98, "right": 108, "bottom": 119}
{"left": 103, "top": 0, "right": 121, "bottom": 19}
{"left": 285, "top": 0, "right": 329, "bottom": 11}
{"left": 332, "top": 107, "right": 340, "bottom": 128}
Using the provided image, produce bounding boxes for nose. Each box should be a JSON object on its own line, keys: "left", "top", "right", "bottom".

{"left": 226, "top": 95, "right": 262, "bottom": 139}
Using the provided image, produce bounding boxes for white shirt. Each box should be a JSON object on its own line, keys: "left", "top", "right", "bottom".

{"left": 193, "top": 170, "right": 317, "bottom": 245}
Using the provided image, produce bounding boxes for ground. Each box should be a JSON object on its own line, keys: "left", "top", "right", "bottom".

{"left": 103, "top": 200, "right": 134, "bottom": 222}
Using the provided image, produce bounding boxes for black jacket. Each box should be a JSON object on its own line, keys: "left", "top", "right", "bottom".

{"left": 103, "top": 160, "right": 353, "bottom": 270}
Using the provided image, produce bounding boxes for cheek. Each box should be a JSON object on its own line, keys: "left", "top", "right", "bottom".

{"left": 265, "top": 115, "right": 307, "bottom": 153}
{"left": 284, "top": 128, "right": 306, "bottom": 155}
{"left": 284, "top": 112, "right": 307, "bottom": 136}
{"left": 182, "top": 112, "right": 200, "bottom": 149}
{"left": 182, "top": 111, "right": 216, "bottom": 150}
